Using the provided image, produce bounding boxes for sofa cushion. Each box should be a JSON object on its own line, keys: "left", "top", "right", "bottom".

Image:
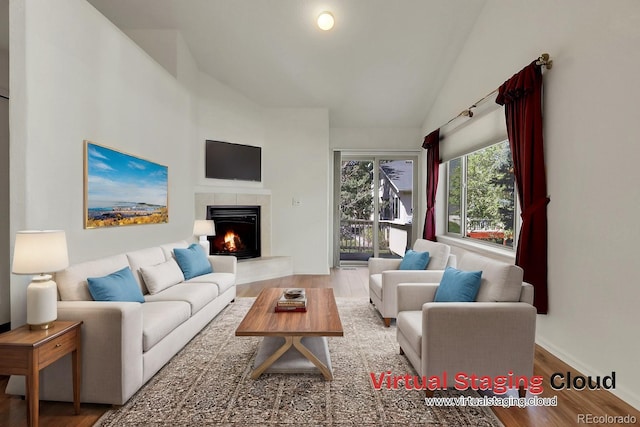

{"left": 140, "top": 258, "right": 185, "bottom": 295}
{"left": 87, "top": 267, "right": 145, "bottom": 303}
{"left": 458, "top": 252, "right": 523, "bottom": 302}
{"left": 126, "top": 247, "right": 166, "bottom": 294}
{"left": 173, "top": 244, "right": 213, "bottom": 280}
{"left": 56, "top": 254, "right": 130, "bottom": 301}
{"left": 186, "top": 272, "right": 235, "bottom": 294}
{"left": 397, "top": 310, "right": 423, "bottom": 357}
{"left": 141, "top": 301, "right": 191, "bottom": 352}
{"left": 434, "top": 267, "right": 482, "bottom": 302}
{"left": 144, "top": 282, "right": 219, "bottom": 315}
{"left": 399, "top": 250, "right": 430, "bottom": 270}
{"left": 159, "top": 240, "right": 189, "bottom": 261}
{"left": 369, "top": 273, "right": 383, "bottom": 300}
{"left": 412, "top": 240, "right": 451, "bottom": 270}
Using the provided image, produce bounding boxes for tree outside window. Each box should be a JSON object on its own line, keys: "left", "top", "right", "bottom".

{"left": 447, "top": 140, "right": 516, "bottom": 248}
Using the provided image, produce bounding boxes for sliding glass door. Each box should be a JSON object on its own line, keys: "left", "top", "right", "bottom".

{"left": 336, "top": 153, "right": 418, "bottom": 265}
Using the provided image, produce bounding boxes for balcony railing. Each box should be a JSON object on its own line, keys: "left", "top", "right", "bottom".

{"left": 340, "top": 219, "right": 411, "bottom": 261}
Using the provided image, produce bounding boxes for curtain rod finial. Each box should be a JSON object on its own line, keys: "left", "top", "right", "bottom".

{"left": 537, "top": 53, "right": 553, "bottom": 69}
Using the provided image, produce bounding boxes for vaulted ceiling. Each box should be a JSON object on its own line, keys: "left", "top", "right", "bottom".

{"left": 6, "top": 0, "right": 487, "bottom": 128}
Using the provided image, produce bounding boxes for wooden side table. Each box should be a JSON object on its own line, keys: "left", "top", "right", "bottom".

{"left": 0, "top": 320, "right": 82, "bottom": 427}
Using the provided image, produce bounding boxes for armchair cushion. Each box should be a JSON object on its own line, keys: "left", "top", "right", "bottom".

{"left": 433, "top": 267, "right": 482, "bottom": 302}
{"left": 412, "top": 239, "right": 451, "bottom": 270}
{"left": 399, "top": 250, "right": 430, "bottom": 270}
{"left": 458, "top": 252, "right": 523, "bottom": 302}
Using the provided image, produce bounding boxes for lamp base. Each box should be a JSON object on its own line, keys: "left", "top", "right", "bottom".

{"left": 27, "top": 274, "right": 58, "bottom": 330}
{"left": 198, "top": 235, "right": 210, "bottom": 255}
{"left": 29, "top": 322, "right": 54, "bottom": 330}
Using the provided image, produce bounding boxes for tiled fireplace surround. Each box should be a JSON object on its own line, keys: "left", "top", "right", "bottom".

{"left": 195, "top": 192, "right": 292, "bottom": 283}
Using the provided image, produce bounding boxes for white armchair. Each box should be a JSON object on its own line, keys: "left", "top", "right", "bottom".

{"left": 396, "top": 252, "right": 536, "bottom": 397}
{"left": 368, "top": 239, "right": 456, "bottom": 326}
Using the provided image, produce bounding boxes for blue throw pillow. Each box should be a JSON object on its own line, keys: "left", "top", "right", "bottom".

{"left": 434, "top": 267, "right": 483, "bottom": 302}
{"left": 399, "top": 250, "right": 430, "bottom": 270}
{"left": 87, "top": 267, "right": 145, "bottom": 303}
{"left": 173, "top": 243, "right": 213, "bottom": 280}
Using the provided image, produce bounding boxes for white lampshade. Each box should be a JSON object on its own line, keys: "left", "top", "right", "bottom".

{"left": 12, "top": 230, "right": 69, "bottom": 330}
{"left": 193, "top": 220, "right": 216, "bottom": 237}
{"left": 12, "top": 230, "right": 69, "bottom": 274}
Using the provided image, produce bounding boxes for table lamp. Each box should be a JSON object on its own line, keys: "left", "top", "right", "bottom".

{"left": 193, "top": 220, "right": 216, "bottom": 254}
{"left": 12, "top": 230, "right": 69, "bottom": 329}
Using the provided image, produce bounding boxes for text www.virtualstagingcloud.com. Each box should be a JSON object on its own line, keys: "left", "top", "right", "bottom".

{"left": 424, "top": 395, "right": 558, "bottom": 409}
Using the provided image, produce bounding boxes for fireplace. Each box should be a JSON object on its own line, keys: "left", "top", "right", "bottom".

{"left": 206, "top": 206, "right": 261, "bottom": 259}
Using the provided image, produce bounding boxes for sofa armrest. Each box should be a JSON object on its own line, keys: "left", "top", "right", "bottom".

{"left": 382, "top": 270, "right": 445, "bottom": 288}
{"left": 421, "top": 302, "right": 537, "bottom": 377}
{"left": 380, "top": 270, "right": 445, "bottom": 317}
{"left": 56, "top": 301, "right": 144, "bottom": 404}
{"left": 397, "top": 283, "right": 439, "bottom": 312}
{"left": 368, "top": 257, "right": 402, "bottom": 276}
{"left": 208, "top": 255, "right": 237, "bottom": 275}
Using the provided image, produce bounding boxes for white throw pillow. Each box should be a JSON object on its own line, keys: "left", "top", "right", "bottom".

{"left": 140, "top": 258, "right": 185, "bottom": 295}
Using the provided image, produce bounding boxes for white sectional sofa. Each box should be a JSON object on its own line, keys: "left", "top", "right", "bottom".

{"left": 6, "top": 240, "right": 237, "bottom": 405}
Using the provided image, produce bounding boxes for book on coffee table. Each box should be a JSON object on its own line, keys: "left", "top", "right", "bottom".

{"left": 274, "top": 305, "right": 307, "bottom": 312}
{"left": 277, "top": 289, "right": 306, "bottom": 306}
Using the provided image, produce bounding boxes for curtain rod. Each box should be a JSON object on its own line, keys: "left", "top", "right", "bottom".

{"left": 0, "top": 94, "right": 8, "bottom": 100}
{"left": 437, "top": 53, "right": 552, "bottom": 131}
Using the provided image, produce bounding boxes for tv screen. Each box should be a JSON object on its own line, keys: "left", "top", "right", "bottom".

{"left": 205, "top": 140, "right": 262, "bottom": 182}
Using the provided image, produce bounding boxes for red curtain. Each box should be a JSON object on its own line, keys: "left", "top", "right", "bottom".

{"left": 496, "top": 61, "right": 550, "bottom": 314}
{"left": 422, "top": 129, "right": 440, "bottom": 241}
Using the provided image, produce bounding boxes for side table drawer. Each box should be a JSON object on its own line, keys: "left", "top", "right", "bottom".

{"left": 38, "top": 328, "right": 78, "bottom": 369}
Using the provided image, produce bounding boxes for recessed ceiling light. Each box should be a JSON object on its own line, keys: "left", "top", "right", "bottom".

{"left": 317, "top": 11, "right": 335, "bottom": 31}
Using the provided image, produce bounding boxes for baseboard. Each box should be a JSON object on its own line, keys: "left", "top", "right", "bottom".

{"left": 536, "top": 338, "right": 640, "bottom": 411}
{"left": 0, "top": 322, "right": 9, "bottom": 333}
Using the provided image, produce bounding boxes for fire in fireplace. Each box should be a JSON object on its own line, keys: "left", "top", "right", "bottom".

{"left": 207, "top": 206, "right": 260, "bottom": 259}
{"left": 221, "top": 230, "right": 244, "bottom": 252}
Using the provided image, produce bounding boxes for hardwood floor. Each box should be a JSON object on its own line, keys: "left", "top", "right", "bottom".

{"left": 1, "top": 267, "right": 637, "bottom": 426}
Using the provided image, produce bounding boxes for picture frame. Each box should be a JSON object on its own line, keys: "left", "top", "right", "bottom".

{"left": 84, "top": 141, "right": 168, "bottom": 228}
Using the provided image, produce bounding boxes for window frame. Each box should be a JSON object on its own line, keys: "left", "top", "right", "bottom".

{"left": 445, "top": 140, "right": 520, "bottom": 251}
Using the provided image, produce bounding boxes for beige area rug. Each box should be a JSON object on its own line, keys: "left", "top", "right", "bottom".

{"left": 95, "top": 297, "right": 503, "bottom": 426}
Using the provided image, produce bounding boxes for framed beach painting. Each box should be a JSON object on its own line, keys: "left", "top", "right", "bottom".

{"left": 84, "top": 141, "right": 168, "bottom": 228}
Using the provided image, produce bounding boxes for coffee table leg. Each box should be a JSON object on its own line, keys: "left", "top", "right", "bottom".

{"left": 251, "top": 336, "right": 293, "bottom": 379}
{"left": 292, "top": 337, "right": 333, "bottom": 380}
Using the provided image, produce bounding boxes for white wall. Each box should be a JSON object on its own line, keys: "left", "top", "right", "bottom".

{"left": 264, "top": 108, "right": 330, "bottom": 274}
{"left": 423, "top": 0, "right": 640, "bottom": 409}
{"left": 124, "top": 29, "right": 179, "bottom": 78}
{"left": 195, "top": 71, "right": 265, "bottom": 193}
{"left": 0, "top": 47, "right": 8, "bottom": 325}
{"left": 10, "top": 0, "right": 194, "bottom": 325}
{"left": 330, "top": 127, "right": 421, "bottom": 151}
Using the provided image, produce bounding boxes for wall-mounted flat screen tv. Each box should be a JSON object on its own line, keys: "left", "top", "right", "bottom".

{"left": 205, "top": 140, "right": 262, "bottom": 182}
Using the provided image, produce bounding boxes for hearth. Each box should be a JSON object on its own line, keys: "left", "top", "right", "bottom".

{"left": 207, "top": 206, "right": 261, "bottom": 259}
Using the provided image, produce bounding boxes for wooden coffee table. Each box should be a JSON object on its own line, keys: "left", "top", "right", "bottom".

{"left": 235, "top": 288, "right": 343, "bottom": 380}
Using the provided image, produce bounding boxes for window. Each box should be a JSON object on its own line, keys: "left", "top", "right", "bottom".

{"left": 446, "top": 140, "right": 517, "bottom": 248}
{"left": 392, "top": 196, "right": 400, "bottom": 220}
